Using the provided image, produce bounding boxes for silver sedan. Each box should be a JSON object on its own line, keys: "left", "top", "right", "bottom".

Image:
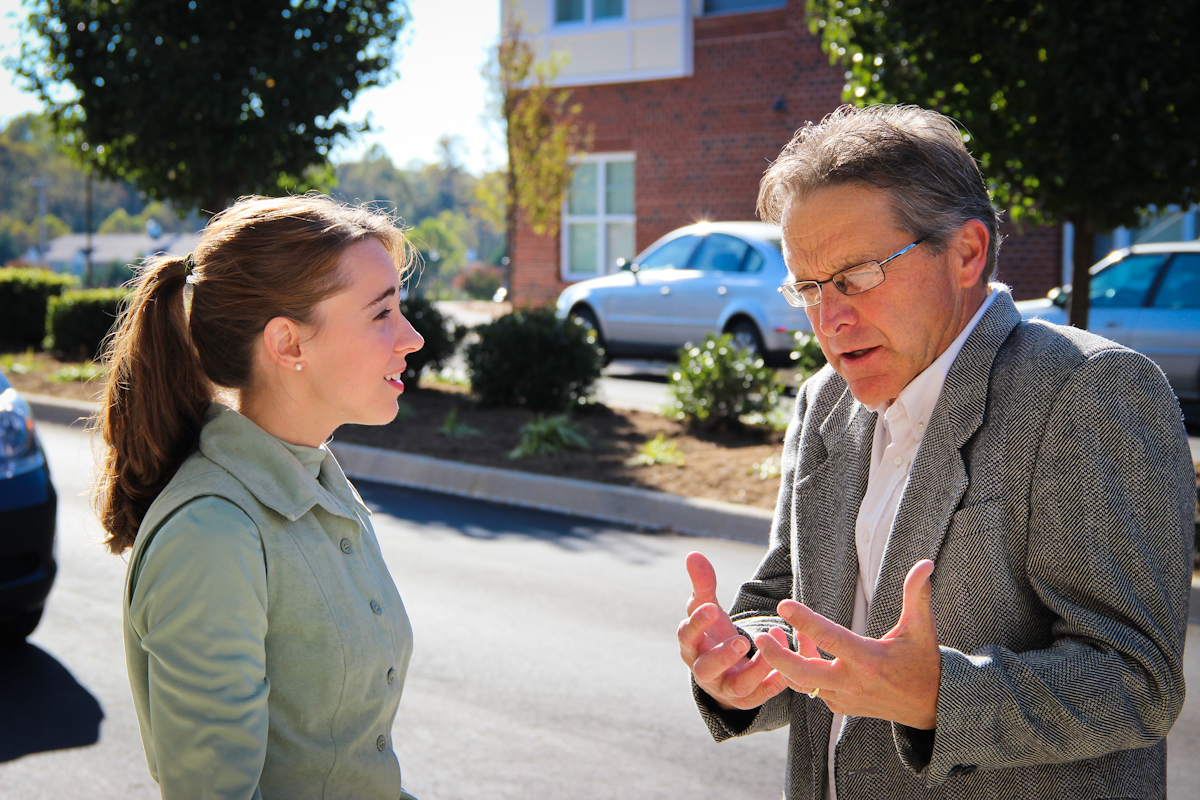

{"left": 555, "top": 221, "right": 812, "bottom": 364}
{"left": 1015, "top": 241, "right": 1200, "bottom": 402}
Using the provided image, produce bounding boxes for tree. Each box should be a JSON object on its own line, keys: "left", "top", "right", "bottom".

{"left": 808, "top": 0, "right": 1198, "bottom": 328}
{"left": 481, "top": 17, "right": 591, "bottom": 290}
{"left": 13, "top": 0, "right": 409, "bottom": 214}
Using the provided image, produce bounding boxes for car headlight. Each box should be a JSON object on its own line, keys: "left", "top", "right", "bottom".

{"left": 0, "top": 387, "right": 46, "bottom": 479}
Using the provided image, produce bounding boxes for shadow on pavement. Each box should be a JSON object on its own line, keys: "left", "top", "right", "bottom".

{"left": 0, "top": 641, "right": 104, "bottom": 762}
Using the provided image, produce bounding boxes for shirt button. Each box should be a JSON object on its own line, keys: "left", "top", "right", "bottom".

{"left": 340, "top": 538, "right": 352, "bottom": 554}
{"left": 376, "top": 735, "right": 387, "bottom": 752}
{"left": 387, "top": 667, "right": 397, "bottom": 685}
{"left": 370, "top": 600, "right": 383, "bottom": 615}
{"left": 893, "top": 455, "right": 904, "bottom": 467}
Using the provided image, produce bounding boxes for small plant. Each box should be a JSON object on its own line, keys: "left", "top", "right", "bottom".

{"left": 748, "top": 453, "right": 782, "bottom": 481}
{"left": 626, "top": 432, "right": 686, "bottom": 467}
{"left": 466, "top": 308, "right": 602, "bottom": 411}
{"left": 791, "top": 331, "right": 828, "bottom": 383}
{"left": 399, "top": 291, "right": 463, "bottom": 386}
{"left": 438, "top": 406, "right": 482, "bottom": 438}
{"left": 0, "top": 348, "right": 37, "bottom": 375}
{"left": 741, "top": 404, "right": 793, "bottom": 432}
{"left": 48, "top": 362, "right": 107, "bottom": 383}
{"left": 509, "top": 412, "right": 590, "bottom": 458}
{"left": 667, "top": 333, "right": 785, "bottom": 431}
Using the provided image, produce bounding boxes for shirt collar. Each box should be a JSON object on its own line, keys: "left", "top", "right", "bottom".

{"left": 870, "top": 286, "right": 1002, "bottom": 443}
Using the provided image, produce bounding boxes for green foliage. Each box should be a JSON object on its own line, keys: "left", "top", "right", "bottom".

{"left": 453, "top": 263, "right": 505, "bottom": 300}
{"left": 508, "top": 412, "right": 590, "bottom": 459}
{"left": 791, "top": 331, "right": 828, "bottom": 383}
{"left": 0, "top": 267, "right": 77, "bottom": 347}
{"left": 45, "top": 287, "right": 126, "bottom": 360}
{"left": 626, "top": 432, "right": 686, "bottom": 467}
{"left": 49, "top": 362, "right": 107, "bottom": 383}
{"left": 438, "top": 406, "right": 482, "bottom": 438}
{"left": 748, "top": 454, "right": 782, "bottom": 481}
{"left": 465, "top": 308, "right": 603, "bottom": 410}
{"left": 668, "top": 333, "right": 785, "bottom": 431}
{"left": 97, "top": 208, "right": 145, "bottom": 235}
{"left": 15, "top": 0, "right": 409, "bottom": 213}
{"left": 398, "top": 291, "right": 461, "bottom": 385}
{"left": 0, "top": 348, "right": 37, "bottom": 374}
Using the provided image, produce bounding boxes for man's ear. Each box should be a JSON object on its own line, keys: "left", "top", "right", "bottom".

{"left": 952, "top": 219, "right": 990, "bottom": 289}
{"left": 261, "top": 316, "right": 304, "bottom": 371}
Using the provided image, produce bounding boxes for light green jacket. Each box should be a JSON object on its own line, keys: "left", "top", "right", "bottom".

{"left": 123, "top": 403, "right": 417, "bottom": 800}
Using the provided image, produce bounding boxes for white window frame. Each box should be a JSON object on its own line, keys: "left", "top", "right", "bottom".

{"left": 561, "top": 152, "right": 636, "bottom": 282}
{"left": 550, "top": 0, "right": 628, "bottom": 28}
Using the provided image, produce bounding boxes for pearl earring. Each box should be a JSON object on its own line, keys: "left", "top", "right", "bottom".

{"left": 295, "top": 364, "right": 303, "bottom": 372}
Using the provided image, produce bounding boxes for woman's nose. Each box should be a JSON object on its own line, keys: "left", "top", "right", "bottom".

{"left": 396, "top": 313, "right": 424, "bottom": 353}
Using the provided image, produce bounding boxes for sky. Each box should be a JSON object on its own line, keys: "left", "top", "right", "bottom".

{"left": 0, "top": 0, "right": 502, "bottom": 175}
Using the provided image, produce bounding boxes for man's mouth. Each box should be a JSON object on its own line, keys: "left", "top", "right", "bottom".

{"left": 840, "top": 347, "right": 876, "bottom": 361}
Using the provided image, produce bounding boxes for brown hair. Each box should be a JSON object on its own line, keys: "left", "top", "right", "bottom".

{"left": 94, "top": 194, "right": 412, "bottom": 554}
{"left": 758, "top": 104, "right": 1002, "bottom": 279}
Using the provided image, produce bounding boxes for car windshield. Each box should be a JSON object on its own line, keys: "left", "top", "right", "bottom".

{"left": 638, "top": 235, "right": 700, "bottom": 271}
{"left": 1090, "top": 253, "right": 1169, "bottom": 308}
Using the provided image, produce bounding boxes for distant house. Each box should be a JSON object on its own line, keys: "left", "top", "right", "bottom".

{"left": 501, "top": 0, "right": 1066, "bottom": 306}
{"left": 23, "top": 230, "right": 201, "bottom": 279}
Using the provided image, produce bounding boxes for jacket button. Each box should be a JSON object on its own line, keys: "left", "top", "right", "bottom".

{"left": 340, "top": 538, "right": 352, "bottom": 554}
{"left": 387, "top": 667, "right": 397, "bottom": 685}
{"left": 370, "top": 600, "right": 383, "bottom": 615}
{"left": 376, "top": 734, "right": 387, "bottom": 752}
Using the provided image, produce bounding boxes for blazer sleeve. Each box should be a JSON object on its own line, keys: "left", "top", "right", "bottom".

{"left": 128, "top": 496, "right": 270, "bottom": 800}
{"left": 694, "top": 382, "right": 812, "bottom": 741}
{"left": 912, "top": 347, "right": 1193, "bottom": 784}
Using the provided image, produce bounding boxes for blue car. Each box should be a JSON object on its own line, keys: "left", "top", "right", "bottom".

{"left": 0, "top": 372, "right": 57, "bottom": 642}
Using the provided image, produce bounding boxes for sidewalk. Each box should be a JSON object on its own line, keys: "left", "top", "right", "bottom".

{"left": 24, "top": 393, "right": 775, "bottom": 545}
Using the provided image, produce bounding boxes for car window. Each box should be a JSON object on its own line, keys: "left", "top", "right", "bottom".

{"left": 690, "top": 234, "right": 750, "bottom": 273}
{"left": 1090, "top": 253, "right": 1169, "bottom": 308}
{"left": 742, "top": 248, "right": 765, "bottom": 273}
{"left": 1151, "top": 253, "right": 1200, "bottom": 309}
{"left": 637, "top": 235, "right": 700, "bottom": 271}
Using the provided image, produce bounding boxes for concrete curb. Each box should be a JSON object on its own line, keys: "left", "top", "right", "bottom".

{"left": 24, "top": 393, "right": 774, "bottom": 546}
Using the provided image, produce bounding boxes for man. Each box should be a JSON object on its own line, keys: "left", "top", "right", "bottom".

{"left": 677, "top": 104, "right": 1194, "bottom": 799}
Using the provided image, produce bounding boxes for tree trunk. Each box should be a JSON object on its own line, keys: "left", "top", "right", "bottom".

{"left": 1067, "top": 222, "right": 1096, "bottom": 330}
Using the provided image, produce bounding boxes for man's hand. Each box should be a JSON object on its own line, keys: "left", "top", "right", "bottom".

{"left": 677, "top": 551, "right": 789, "bottom": 711}
{"left": 755, "top": 560, "right": 942, "bottom": 729}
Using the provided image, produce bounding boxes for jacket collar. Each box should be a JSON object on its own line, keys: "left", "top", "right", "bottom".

{"left": 198, "top": 403, "right": 365, "bottom": 522}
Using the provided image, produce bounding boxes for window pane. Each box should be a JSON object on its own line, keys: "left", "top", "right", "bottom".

{"left": 690, "top": 233, "right": 750, "bottom": 272}
{"left": 556, "top": 0, "right": 584, "bottom": 22}
{"left": 568, "top": 163, "right": 598, "bottom": 215}
{"left": 606, "top": 222, "right": 635, "bottom": 272}
{"left": 568, "top": 222, "right": 598, "bottom": 274}
{"left": 638, "top": 235, "right": 700, "bottom": 271}
{"left": 743, "top": 248, "right": 764, "bottom": 273}
{"left": 605, "top": 161, "right": 634, "bottom": 214}
{"left": 1152, "top": 253, "right": 1200, "bottom": 309}
{"left": 1090, "top": 253, "right": 1168, "bottom": 308}
{"left": 594, "top": 0, "right": 623, "bottom": 19}
{"left": 703, "top": 0, "right": 786, "bottom": 13}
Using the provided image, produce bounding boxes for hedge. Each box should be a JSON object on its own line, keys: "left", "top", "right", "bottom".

{"left": 45, "top": 288, "right": 127, "bottom": 361}
{"left": 0, "top": 268, "right": 77, "bottom": 348}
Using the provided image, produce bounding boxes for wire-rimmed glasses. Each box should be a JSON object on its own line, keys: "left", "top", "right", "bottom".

{"left": 778, "top": 238, "right": 926, "bottom": 308}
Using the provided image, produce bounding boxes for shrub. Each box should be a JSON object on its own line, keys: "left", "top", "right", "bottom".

{"left": 509, "top": 413, "right": 591, "bottom": 458}
{"left": 626, "top": 432, "right": 686, "bottom": 467}
{"left": 667, "top": 333, "right": 785, "bottom": 431}
{"left": 399, "top": 291, "right": 462, "bottom": 385}
{"left": 791, "top": 331, "right": 828, "bottom": 382}
{"left": 0, "top": 268, "right": 77, "bottom": 348}
{"left": 45, "top": 287, "right": 126, "bottom": 361}
{"left": 465, "top": 308, "right": 603, "bottom": 410}
{"left": 453, "top": 263, "right": 504, "bottom": 300}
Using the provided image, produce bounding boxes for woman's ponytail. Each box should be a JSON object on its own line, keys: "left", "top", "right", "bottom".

{"left": 94, "top": 254, "right": 212, "bottom": 554}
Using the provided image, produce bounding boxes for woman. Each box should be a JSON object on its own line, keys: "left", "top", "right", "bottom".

{"left": 95, "top": 194, "right": 424, "bottom": 799}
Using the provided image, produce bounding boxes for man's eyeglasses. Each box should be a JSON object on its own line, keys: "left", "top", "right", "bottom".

{"left": 778, "top": 238, "right": 926, "bottom": 308}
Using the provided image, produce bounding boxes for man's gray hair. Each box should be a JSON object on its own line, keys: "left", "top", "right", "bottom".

{"left": 758, "top": 104, "right": 1002, "bottom": 279}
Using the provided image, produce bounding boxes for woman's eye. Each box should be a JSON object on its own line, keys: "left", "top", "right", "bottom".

{"left": 374, "top": 308, "right": 392, "bottom": 321}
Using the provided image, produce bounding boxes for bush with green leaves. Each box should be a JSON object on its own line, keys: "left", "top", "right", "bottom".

{"left": 465, "top": 308, "right": 603, "bottom": 410}
{"left": 667, "top": 333, "right": 784, "bottom": 431}
{"left": 0, "top": 268, "right": 77, "bottom": 347}
{"left": 45, "top": 287, "right": 126, "bottom": 360}
{"left": 791, "top": 331, "right": 828, "bottom": 382}
{"left": 399, "top": 291, "right": 462, "bottom": 385}
{"left": 509, "top": 413, "right": 590, "bottom": 458}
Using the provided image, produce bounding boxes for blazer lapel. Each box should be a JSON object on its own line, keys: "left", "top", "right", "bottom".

{"left": 863, "top": 293, "right": 1022, "bottom": 640}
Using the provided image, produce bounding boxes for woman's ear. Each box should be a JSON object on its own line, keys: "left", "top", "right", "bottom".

{"left": 261, "top": 316, "right": 305, "bottom": 371}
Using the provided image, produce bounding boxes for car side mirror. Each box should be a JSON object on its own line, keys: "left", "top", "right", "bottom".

{"left": 1049, "top": 285, "right": 1069, "bottom": 308}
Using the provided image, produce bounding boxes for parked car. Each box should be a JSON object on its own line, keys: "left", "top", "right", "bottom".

{"left": 555, "top": 222, "right": 811, "bottom": 364}
{"left": 1015, "top": 241, "right": 1200, "bottom": 402}
{"left": 0, "top": 373, "right": 57, "bottom": 642}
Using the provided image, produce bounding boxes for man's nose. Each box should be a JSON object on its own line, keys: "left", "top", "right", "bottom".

{"left": 814, "top": 286, "right": 856, "bottom": 338}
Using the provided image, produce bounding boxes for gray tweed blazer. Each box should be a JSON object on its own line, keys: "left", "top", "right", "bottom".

{"left": 697, "top": 291, "right": 1194, "bottom": 799}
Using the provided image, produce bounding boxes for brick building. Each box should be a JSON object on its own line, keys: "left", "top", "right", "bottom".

{"left": 503, "top": 0, "right": 1064, "bottom": 306}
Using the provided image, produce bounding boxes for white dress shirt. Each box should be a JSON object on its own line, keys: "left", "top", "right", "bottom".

{"left": 825, "top": 288, "right": 1000, "bottom": 799}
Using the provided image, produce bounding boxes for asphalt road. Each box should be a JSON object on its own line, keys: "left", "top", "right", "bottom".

{"left": 3, "top": 420, "right": 1198, "bottom": 798}
{"left": 0, "top": 420, "right": 789, "bottom": 799}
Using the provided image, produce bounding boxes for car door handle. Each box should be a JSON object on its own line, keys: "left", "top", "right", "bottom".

{"left": 717, "top": 286, "right": 727, "bottom": 295}
{"left": 660, "top": 286, "right": 670, "bottom": 296}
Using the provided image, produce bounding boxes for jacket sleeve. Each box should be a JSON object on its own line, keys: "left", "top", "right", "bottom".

{"left": 128, "top": 496, "right": 270, "bottom": 800}
{"left": 909, "top": 347, "right": 1193, "bottom": 785}
{"left": 694, "top": 383, "right": 813, "bottom": 741}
